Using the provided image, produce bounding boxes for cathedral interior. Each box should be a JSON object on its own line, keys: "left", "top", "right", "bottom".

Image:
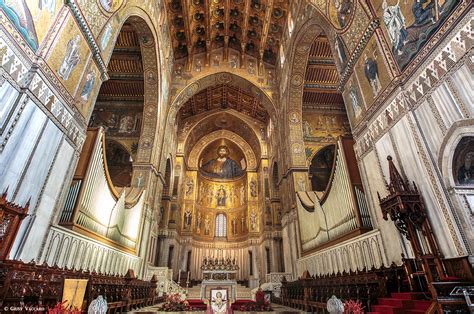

{"left": 0, "top": 0, "right": 473, "bottom": 312}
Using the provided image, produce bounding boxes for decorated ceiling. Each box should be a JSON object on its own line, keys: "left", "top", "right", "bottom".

{"left": 178, "top": 84, "right": 269, "bottom": 123}
{"left": 97, "top": 23, "right": 144, "bottom": 102}
{"left": 166, "top": 0, "right": 290, "bottom": 65}
{"left": 303, "top": 34, "right": 344, "bottom": 111}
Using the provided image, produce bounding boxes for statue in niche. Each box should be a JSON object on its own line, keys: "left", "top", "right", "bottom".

{"left": 58, "top": 35, "right": 81, "bottom": 81}
{"left": 184, "top": 209, "right": 192, "bottom": 227}
{"left": 241, "top": 215, "right": 246, "bottom": 231}
{"left": 249, "top": 179, "right": 257, "bottom": 197}
{"left": 200, "top": 145, "right": 244, "bottom": 179}
{"left": 216, "top": 185, "right": 227, "bottom": 207}
{"left": 204, "top": 215, "right": 211, "bottom": 235}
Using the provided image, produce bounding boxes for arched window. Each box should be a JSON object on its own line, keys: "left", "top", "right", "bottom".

{"left": 215, "top": 214, "right": 227, "bottom": 237}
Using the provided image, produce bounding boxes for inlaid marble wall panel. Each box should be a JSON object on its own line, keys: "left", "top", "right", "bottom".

{"left": 450, "top": 64, "right": 473, "bottom": 117}
{"left": 15, "top": 139, "right": 75, "bottom": 262}
{"left": 375, "top": 115, "right": 464, "bottom": 257}
{"left": 359, "top": 149, "right": 404, "bottom": 265}
{"left": 0, "top": 99, "right": 48, "bottom": 198}
{"left": 414, "top": 100, "right": 445, "bottom": 157}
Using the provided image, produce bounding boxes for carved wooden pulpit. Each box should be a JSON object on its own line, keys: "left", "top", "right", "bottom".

{"left": 0, "top": 191, "right": 29, "bottom": 260}
{"left": 378, "top": 156, "right": 446, "bottom": 291}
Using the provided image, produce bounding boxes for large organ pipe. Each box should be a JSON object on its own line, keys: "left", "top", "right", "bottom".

{"left": 58, "top": 128, "right": 144, "bottom": 250}
{"left": 297, "top": 137, "right": 371, "bottom": 252}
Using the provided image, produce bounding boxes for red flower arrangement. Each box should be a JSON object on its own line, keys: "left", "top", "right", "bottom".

{"left": 238, "top": 301, "right": 273, "bottom": 312}
{"left": 344, "top": 299, "right": 365, "bottom": 314}
{"left": 48, "top": 301, "right": 81, "bottom": 314}
{"left": 157, "top": 293, "right": 195, "bottom": 312}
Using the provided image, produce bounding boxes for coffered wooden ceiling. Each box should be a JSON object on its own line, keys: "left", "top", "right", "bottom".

{"left": 303, "top": 35, "right": 344, "bottom": 110}
{"left": 166, "top": 0, "right": 289, "bottom": 65}
{"left": 97, "top": 23, "right": 144, "bottom": 102}
{"left": 179, "top": 84, "right": 269, "bottom": 123}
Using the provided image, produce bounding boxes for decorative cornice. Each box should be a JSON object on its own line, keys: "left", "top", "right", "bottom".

{"left": 304, "top": 83, "right": 338, "bottom": 90}
{"left": 65, "top": 0, "right": 109, "bottom": 81}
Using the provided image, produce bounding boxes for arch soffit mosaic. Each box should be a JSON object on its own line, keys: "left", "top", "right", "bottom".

{"left": 102, "top": 9, "right": 162, "bottom": 165}
{"left": 180, "top": 110, "right": 265, "bottom": 159}
{"left": 188, "top": 130, "right": 257, "bottom": 171}
{"left": 168, "top": 72, "right": 278, "bottom": 126}
{"left": 285, "top": 19, "right": 329, "bottom": 168}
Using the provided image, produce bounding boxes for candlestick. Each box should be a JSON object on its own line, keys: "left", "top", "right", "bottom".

{"left": 187, "top": 271, "right": 190, "bottom": 282}
{"left": 177, "top": 271, "right": 181, "bottom": 283}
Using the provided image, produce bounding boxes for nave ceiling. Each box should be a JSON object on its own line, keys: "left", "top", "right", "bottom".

{"left": 178, "top": 83, "right": 269, "bottom": 124}
{"left": 166, "top": 0, "right": 290, "bottom": 65}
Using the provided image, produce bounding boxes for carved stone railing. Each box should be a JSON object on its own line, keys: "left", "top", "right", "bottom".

{"left": 146, "top": 266, "right": 174, "bottom": 297}
{"left": 265, "top": 272, "right": 294, "bottom": 284}
{"left": 297, "top": 229, "right": 387, "bottom": 277}
{"left": 0, "top": 260, "right": 159, "bottom": 311}
{"left": 167, "top": 278, "right": 186, "bottom": 296}
{"left": 262, "top": 272, "right": 294, "bottom": 298}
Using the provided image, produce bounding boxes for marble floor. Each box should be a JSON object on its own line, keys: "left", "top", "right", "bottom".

{"left": 130, "top": 303, "right": 305, "bottom": 313}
